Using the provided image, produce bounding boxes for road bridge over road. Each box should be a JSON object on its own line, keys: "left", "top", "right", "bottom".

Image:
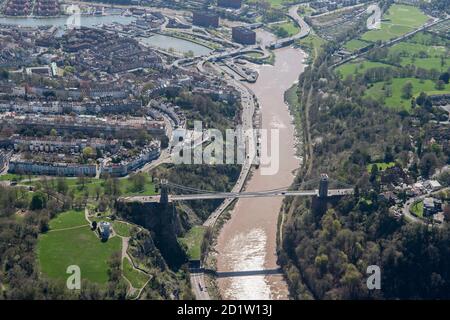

{"left": 268, "top": 4, "right": 311, "bottom": 50}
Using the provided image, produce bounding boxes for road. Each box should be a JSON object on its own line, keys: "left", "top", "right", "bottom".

{"left": 288, "top": 4, "right": 311, "bottom": 39}
{"left": 402, "top": 187, "right": 449, "bottom": 225}
{"left": 119, "top": 189, "right": 354, "bottom": 203}
{"left": 190, "top": 268, "right": 210, "bottom": 300}
{"left": 202, "top": 65, "right": 256, "bottom": 228}
{"left": 268, "top": 4, "right": 311, "bottom": 48}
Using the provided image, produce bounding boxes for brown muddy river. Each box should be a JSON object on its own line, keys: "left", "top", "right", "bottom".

{"left": 215, "top": 32, "right": 307, "bottom": 300}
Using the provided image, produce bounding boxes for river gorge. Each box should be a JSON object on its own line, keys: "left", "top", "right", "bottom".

{"left": 215, "top": 32, "right": 307, "bottom": 300}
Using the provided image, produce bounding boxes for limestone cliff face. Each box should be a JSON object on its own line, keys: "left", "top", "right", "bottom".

{"left": 117, "top": 202, "right": 187, "bottom": 270}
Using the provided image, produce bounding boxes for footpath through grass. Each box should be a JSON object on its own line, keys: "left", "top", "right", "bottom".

{"left": 113, "top": 221, "right": 134, "bottom": 237}
{"left": 122, "top": 258, "right": 149, "bottom": 289}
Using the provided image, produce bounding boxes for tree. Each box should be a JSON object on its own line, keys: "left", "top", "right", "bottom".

{"left": 439, "top": 72, "right": 449, "bottom": 84}
{"left": 419, "top": 153, "right": 438, "bottom": 178}
{"left": 56, "top": 177, "right": 68, "bottom": 194}
{"left": 370, "top": 164, "right": 379, "bottom": 185}
{"left": 94, "top": 185, "right": 102, "bottom": 200}
{"left": 0, "top": 69, "right": 9, "bottom": 79}
{"left": 129, "top": 173, "right": 146, "bottom": 192}
{"left": 416, "top": 92, "right": 428, "bottom": 106}
{"left": 82, "top": 147, "right": 95, "bottom": 159}
{"left": 401, "top": 82, "right": 413, "bottom": 99}
{"left": 314, "top": 254, "right": 329, "bottom": 275}
{"left": 30, "top": 192, "right": 46, "bottom": 210}
{"left": 77, "top": 174, "right": 86, "bottom": 190}
{"left": 435, "top": 80, "right": 445, "bottom": 90}
{"left": 340, "top": 263, "right": 362, "bottom": 298}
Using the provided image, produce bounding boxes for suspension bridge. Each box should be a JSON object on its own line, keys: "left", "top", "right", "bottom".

{"left": 118, "top": 174, "right": 354, "bottom": 204}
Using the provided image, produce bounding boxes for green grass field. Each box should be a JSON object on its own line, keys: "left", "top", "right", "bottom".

{"left": 365, "top": 78, "right": 450, "bottom": 110}
{"left": 249, "top": 0, "right": 294, "bottom": 9}
{"left": 336, "top": 61, "right": 395, "bottom": 78}
{"left": 361, "top": 4, "right": 428, "bottom": 42}
{"left": 113, "top": 221, "right": 134, "bottom": 237}
{"left": 343, "top": 39, "right": 371, "bottom": 52}
{"left": 49, "top": 210, "right": 87, "bottom": 230}
{"left": 367, "top": 162, "right": 396, "bottom": 173}
{"left": 387, "top": 42, "right": 449, "bottom": 71}
{"left": 25, "top": 173, "right": 156, "bottom": 199}
{"left": 122, "top": 258, "right": 149, "bottom": 289}
{"left": 0, "top": 173, "right": 24, "bottom": 181}
{"left": 270, "top": 20, "right": 300, "bottom": 38}
{"left": 296, "top": 34, "right": 326, "bottom": 61}
{"left": 411, "top": 201, "right": 424, "bottom": 218}
{"left": 37, "top": 226, "right": 122, "bottom": 284}
{"left": 178, "top": 226, "right": 205, "bottom": 260}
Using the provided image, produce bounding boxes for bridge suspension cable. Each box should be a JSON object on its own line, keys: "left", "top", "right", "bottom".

{"left": 165, "top": 180, "right": 308, "bottom": 196}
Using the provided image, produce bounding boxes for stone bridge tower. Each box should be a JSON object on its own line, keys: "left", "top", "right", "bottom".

{"left": 160, "top": 179, "right": 169, "bottom": 204}
{"left": 318, "top": 174, "right": 329, "bottom": 199}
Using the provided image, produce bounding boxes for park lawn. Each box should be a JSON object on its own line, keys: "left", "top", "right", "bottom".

{"left": 343, "top": 39, "right": 371, "bottom": 52}
{"left": 250, "top": 0, "right": 295, "bottom": 9}
{"left": 387, "top": 42, "right": 449, "bottom": 71}
{"left": 0, "top": 173, "right": 26, "bottom": 181}
{"left": 113, "top": 221, "right": 133, "bottom": 237}
{"left": 411, "top": 201, "right": 424, "bottom": 218}
{"left": 271, "top": 20, "right": 300, "bottom": 37}
{"left": 336, "top": 60, "right": 395, "bottom": 78}
{"left": 49, "top": 210, "right": 87, "bottom": 230}
{"left": 25, "top": 173, "right": 156, "bottom": 198}
{"left": 367, "top": 162, "right": 396, "bottom": 173}
{"left": 361, "top": 4, "right": 428, "bottom": 43}
{"left": 409, "top": 31, "right": 449, "bottom": 47}
{"left": 122, "top": 258, "right": 149, "bottom": 289}
{"left": 389, "top": 42, "right": 447, "bottom": 57}
{"left": 298, "top": 4, "right": 315, "bottom": 16}
{"left": 365, "top": 78, "right": 450, "bottom": 111}
{"left": 37, "top": 226, "right": 122, "bottom": 284}
{"left": 296, "top": 34, "right": 326, "bottom": 61}
{"left": 245, "top": 52, "right": 264, "bottom": 59}
{"left": 25, "top": 177, "right": 102, "bottom": 198}
{"left": 178, "top": 226, "right": 205, "bottom": 261}
{"left": 400, "top": 57, "right": 448, "bottom": 71}
{"left": 119, "top": 175, "right": 156, "bottom": 196}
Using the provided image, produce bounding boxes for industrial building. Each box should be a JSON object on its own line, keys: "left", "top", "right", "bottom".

{"left": 232, "top": 26, "right": 256, "bottom": 45}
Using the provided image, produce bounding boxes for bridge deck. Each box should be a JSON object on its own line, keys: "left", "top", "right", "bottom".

{"left": 119, "top": 189, "right": 354, "bottom": 204}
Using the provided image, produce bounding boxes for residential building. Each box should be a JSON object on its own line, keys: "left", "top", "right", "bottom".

{"left": 232, "top": 26, "right": 256, "bottom": 45}
{"left": 193, "top": 11, "right": 219, "bottom": 28}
